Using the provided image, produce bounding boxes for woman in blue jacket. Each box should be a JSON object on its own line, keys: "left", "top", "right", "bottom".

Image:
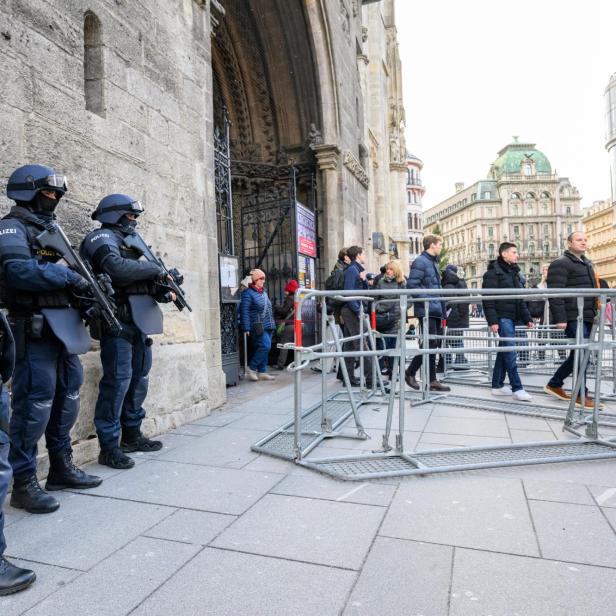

{"left": 239, "top": 269, "right": 276, "bottom": 381}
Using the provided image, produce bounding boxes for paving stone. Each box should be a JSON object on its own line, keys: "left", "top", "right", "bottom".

{"left": 271, "top": 474, "right": 396, "bottom": 506}
{"left": 169, "top": 424, "right": 217, "bottom": 436}
{"left": 423, "top": 416, "right": 510, "bottom": 438}
{"left": 506, "top": 414, "right": 554, "bottom": 430}
{"left": 144, "top": 509, "right": 235, "bottom": 545}
{"left": 4, "top": 492, "right": 173, "bottom": 570}
{"left": 0, "top": 559, "right": 81, "bottom": 616}
{"left": 158, "top": 428, "right": 270, "bottom": 468}
{"left": 84, "top": 459, "right": 284, "bottom": 515}
{"left": 530, "top": 500, "right": 616, "bottom": 567}
{"left": 588, "top": 485, "right": 616, "bottom": 507}
{"left": 22, "top": 537, "right": 199, "bottom": 616}
{"left": 241, "top": 453, "right": 304, "bottom": 474}
{"left": 130, "top": 433, "right": 201, "bottom": 460}
{"left": 509, "top": 429, "right": 557, "bottom": 443}
{"left": 224, "top": 412, "right": 293, "bottom": 431}
{"left": 524, "top": 479, "right": 594, "bottom": 505}
{"left": 212, "top": 494, "right": 384, "bottom": 569}
{"left": 320, "top": 429, "right": 421, "bottom": 453}
{"left": 358, "top": 406, "right": 431, "bottom": 431}
{"left": 343, "top": 537, "right": 451, "bottom": 616}
{"left": 131, "top": 547, "right": 356, "bottom": 616}
{"left": 193, "top": 411, "right": 247, "bottom": 427}
{"left": 450, "top": 547, "right": 616, "bottom": 616}
{"left": 380, "top": 475, "right": 539, "bottom": 556}
{"left": 419, "top": 433, "right": 510, "bottom": 448}
{"left": 430, "top": 404, "right": 508, "bottom": 421}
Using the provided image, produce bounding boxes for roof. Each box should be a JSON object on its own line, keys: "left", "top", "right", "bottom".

{"left": 488, "top": 138, "right": 552, "bottom": 179}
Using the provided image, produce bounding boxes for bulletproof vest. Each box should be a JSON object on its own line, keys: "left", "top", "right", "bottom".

{"left": 0, "top": 211, "right": 71, "bottom": 312}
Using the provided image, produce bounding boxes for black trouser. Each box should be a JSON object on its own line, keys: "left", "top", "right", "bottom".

{"left": 341, "top": 306, "right": 373, "bottom": 382}
{"left": 406, "top": 317, "right": 441, "bottom": 383}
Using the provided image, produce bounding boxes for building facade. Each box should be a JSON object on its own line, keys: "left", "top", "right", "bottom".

{"left": 423, "top": 139, "right": 583, "bottom": 288}
{"left": 406, "top": 153, "right": 424, "bottom": 262}
{"left": 0, "top": 0, "right": 409, "bottom": 462}
{"left": 583, "top": 199, "right": 616, "bottom": 285}
{"left": 606, "top": 72, "right": 616, "bottom": 205}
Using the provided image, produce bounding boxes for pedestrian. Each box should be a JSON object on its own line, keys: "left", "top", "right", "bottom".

{"left": 274, "top": 279, "right": 298, "bottom": 369}
{"left": 543, "top": 232, "right": 598, "bottom": 408}
{"left": 240, "top": 269, "right": 276, "bottom": 381}
{"left": 375, "top": 260, "right": 406, "bottom": 378}
{"left": 0, "top": 311, "right": 36, "bottom": 595}
{"left": 0, "top": 164, "right": 101, "bottom": 514}
{"left": 482, "top": 242, "right": 533, "bottom": 401}
{"left": 441, "top": 264, "right": 469, "bottom": 369}
{"left": 405, "top": 235, "right": 451, "bottom": 392}
{"left": 373, "top": 265, "right": 387, "bottom": 287}
{"left": 341, "top": 245, "right": 373, "bottom": 387}
{"left": 325, "top": 248, "right": 349, "bottom": 322}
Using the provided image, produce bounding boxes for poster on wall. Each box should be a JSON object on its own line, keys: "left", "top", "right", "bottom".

{"left": 296, "top": 202, "right": 316, "bottom": 258}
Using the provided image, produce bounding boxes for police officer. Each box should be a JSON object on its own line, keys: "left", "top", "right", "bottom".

{"left": 0, "top": 165, "right": 101, "bottom": 514}
{"left": 0, "top": 312, "right": 36, "bottom": 594}
{"left": 81, "top": 194, "right": 173, "bottom": 469}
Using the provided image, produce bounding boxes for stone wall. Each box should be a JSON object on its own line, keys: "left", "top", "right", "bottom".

{"left": 0, "top": 0, "right": 225, "bottom": 465}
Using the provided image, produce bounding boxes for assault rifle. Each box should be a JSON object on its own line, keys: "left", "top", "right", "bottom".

{"left": 123, "top": 232, "right": 192, "bottom": 312}
{"left": 35, "top": 223, "right": 123, "bottom": 334}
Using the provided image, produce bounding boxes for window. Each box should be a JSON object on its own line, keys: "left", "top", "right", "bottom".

{"left": 470, "top": 265, "right": 476, "bottom": 277}
{"left": 543, "top": 224, "right": 549, "bottom": 237}
{"left": 565, "top": 206, "right": 571, "bottom": 216}
{"left": 528, "top": 224, "right": 535, "bottom": 238}
{"left": 510, "top": 192, "right": 521, "bottom": 200}
{"left": 523, "top": 163, "right": 533, "bottom": 176}
{"left": 488, "top": 226, "right": 494, "bottom": 238}
{"left": 407, "top": 192, "right": 411, "bottom": 204}
{"left": 483, "top": 191, "right": 491, "bottom": 199}
{"left": 84, "top": 11, "right": 105, "bottom": 116}
{"left": 540, "top": 191, "right": 550, "bottom": 199}
{"left": 529, "top": 243, "right": 535, "bottom": 256}
{"left": 543, "top": 242, "right": 550, "bottom": 256}
{"left": 567, "top": 224, "right": 573, "bottom": 235}
{"left": 513, "top": 225, "right": 520, "bottom": 239}
{"left": 488, "top": 243, "right": 495, "bottom": 259}
{"left": 542, "top": 202, "right": 549, "bottom": 215}
{"left": 471, "top": 193, "right": 476, "bottom": 201}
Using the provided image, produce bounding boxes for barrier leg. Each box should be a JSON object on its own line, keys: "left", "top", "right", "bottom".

{"left": 320, "top": 303, "right": 328, "bottom": 430}
{"left": 588, "top": 304, "right": 606, "bottom": 439}
{"left": 382, "top": 356, "right": 398, "bottom": 452}
{"left": 397, "top": 295, "right": 408, "bottom": 452}
{"left": 294, "top": 347, "right": 303, "bottom": 460}
{"left": 421, "top": 310, "right": 430, "bottom": 400}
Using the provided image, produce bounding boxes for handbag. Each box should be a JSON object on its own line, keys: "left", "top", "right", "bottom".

{"left": 251, "top": 321, "right": 264, "bottom": 336}
{"left": 376, "top": 310, "right": 396, "bottom": 332}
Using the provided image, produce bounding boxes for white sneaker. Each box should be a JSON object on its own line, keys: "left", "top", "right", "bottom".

{"left": 491, "top": 386, "right": 513, "bottom": 396}
{"left": 245, "top": 367, "right": 259, "bottom": 382}
{"left": 512, "top": 389, "right": 532, "bottom": 401}
{"left": 258, "top": 373, "right": 276, "bottom": 381}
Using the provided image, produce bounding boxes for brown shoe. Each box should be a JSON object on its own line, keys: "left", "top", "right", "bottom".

{"left": 430, "top": 380, "right": 451, "bottom": 392}
{"left": 575, "top": 395, "right": 603, "bottom": 410}
{"left": 405, "top": 373, "right": 420, "bottom": 390}
{"left": 543, "top": 385, "right": 570, "bottom": 401}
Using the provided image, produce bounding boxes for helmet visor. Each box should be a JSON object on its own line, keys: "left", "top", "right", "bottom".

{"left": 128, "top": 200, "right": 144, "bottom": 215}
{"left": 7, "top": 173, "right": 68, "bottom": 194}
{"left": 43, "top": 174, "right": 68, "bottom": 192}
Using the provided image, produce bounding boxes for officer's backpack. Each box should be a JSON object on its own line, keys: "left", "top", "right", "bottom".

{"left": 325, "top": 266, "right": 346, "bottom": 310}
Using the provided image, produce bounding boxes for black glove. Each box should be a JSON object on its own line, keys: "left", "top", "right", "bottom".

{"left": 67, "top": 271, "right": 91, "bottom": 295}
{"left": 168, "top": 268, "right": 184, "bottom": 287}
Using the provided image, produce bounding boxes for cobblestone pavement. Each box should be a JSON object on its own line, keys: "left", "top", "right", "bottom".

{"left": 3, "top": 368, "right": 616, "bottom": 615}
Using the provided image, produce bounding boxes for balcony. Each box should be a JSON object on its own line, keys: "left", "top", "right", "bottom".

{"left": 406, "top": 178, "right": 423, "bottom": 187}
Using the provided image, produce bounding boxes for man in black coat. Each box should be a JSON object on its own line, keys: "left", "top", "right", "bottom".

{"left": 544, "top": 232, "right": 598, "bottom": 408}
{"left": 482, "top": 242, "right": 533, "bottom": 401}
{"left": 441, "top": 264, "right": 469, "bottom": 368}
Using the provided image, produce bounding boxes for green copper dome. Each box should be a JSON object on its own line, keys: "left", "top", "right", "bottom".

{"left": 489, "top": 138, "right": 552, "bottom": 179}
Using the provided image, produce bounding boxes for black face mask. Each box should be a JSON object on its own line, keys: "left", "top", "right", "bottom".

{"left": 119, "top": 216, "right": 138, "bottom": 231}
{"left": 33, "top": 193, "right": 59, "bottom": 214}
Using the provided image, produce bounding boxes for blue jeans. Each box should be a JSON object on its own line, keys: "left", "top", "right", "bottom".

{"left": 95, "top": 322, "right": 152, "bottom": 451}
{"left": 249, "top": 330, "right": 272, "bottom": 373}
{"left": 0, "top": 387, "right": 10, "bottom": 556}
{"left": 548, "top": 321, "right": 592, "bottom": 391}
{"left": 9, "top": 336, "right": 83, "bottom": 477}
{"left": 492, "top": 318, "right": 523, "bottom": 392}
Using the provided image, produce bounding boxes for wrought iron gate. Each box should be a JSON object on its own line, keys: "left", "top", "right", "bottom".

{"left": 214, "top": 113, "right": 240, "bottom": 386}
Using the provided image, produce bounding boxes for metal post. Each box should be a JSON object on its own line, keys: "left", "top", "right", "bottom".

{"left": 293, "top": 345, "right": 303, "bottom": 460}
{"left": 421, "top": 301, "right": 430, "bottom": 400}
{"left": 572, "top": 297, "right": 584, "bottom": 398}
{"left": 611, "top": 311, "right": 616, "bottom": 395}
{"left": 320, "top": 299, "right": 328, "bottom": 430}
{"left": 359, "top": 302, "right": 365, "bottom": 391}
{"left": 588, "top": 298, "right": 607, "bottom": 439}
{"left": 397, "top": 294, "right": 408, "bottom": 452}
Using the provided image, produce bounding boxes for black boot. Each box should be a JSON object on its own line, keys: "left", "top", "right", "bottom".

{"left": 0, "top": 557, "right": 36, "bottom": 596}
{"left": 121, "top": 429, "right": 162, "bottom": 453}
{"left": 10, "top": 474, "right": 59, "bottom": 514}
{"left": 98, "top": 447, "right": 135, "bottom": 470}
{"left": 45, "top": 449, "right": 102, "bottom": 491}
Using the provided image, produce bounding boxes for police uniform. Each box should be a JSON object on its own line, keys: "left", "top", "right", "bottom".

{"left": 81, "top": 194, "right": 167, "bottom": 469}
{"left": 0, "top": 165, "right": 101, "bottom": 514}
{"left": 0, "top": 312, "right": 36, "bottom": 595}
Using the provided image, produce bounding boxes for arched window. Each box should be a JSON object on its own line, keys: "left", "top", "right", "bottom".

{"left": 84, "top": 11, "right": 105, "bottom": 116}
{"left": 510, "top": 192, "right": 522, "bottom": 200}
{"left": 540, "top": 191, "right": 550, "bottom": 199}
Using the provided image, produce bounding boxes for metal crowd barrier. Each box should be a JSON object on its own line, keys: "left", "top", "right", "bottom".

{"left": 251, "top": 287, "right": 616, "bottom": 480}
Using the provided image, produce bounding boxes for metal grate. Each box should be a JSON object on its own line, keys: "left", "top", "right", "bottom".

{"left": 304, "top": 441, "right": 616, "bottom": 480}
{"left": 251, "top": 400, "right": 362, "bottom": 459}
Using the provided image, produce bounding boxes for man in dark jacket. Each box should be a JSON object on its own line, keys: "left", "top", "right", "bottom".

{"left": 442, "top": 264, "right": 469, "bottom": 368}
{"left": 482, "top": 242, "right": 533, "bottom": 401}
{"left": 340, "top": 245, "right": 372, "bottom": 387}
{"left": 405, "top": 235, "right": 450, "bottom": 392}
{"left": 544, "top": 232, "right": 598, "bottom": 408}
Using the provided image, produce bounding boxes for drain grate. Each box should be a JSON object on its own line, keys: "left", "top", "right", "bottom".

{"left": 303, "top": 441, "right": 616, "bottom": 480}
{"left": 251, "top": 399, "right": 363, "bottom": 460}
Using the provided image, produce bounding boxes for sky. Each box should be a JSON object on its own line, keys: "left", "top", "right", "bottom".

{"left": 395, "top": 0, "right": 616, "bottom": 210}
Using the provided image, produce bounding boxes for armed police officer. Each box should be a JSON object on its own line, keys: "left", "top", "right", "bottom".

{"left": 81, "top": 194, "right": 185, "bottom": 469}
{"left": 0, "top": 165, "right": 102, "bottom": 514}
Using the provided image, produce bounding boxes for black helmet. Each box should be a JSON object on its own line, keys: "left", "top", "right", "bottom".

{"left": 91, "top": 193, "right": 144, "bottom": 224}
